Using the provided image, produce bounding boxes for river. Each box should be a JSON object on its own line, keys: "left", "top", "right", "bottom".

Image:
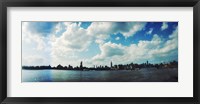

{"left": 22, "top": 68, "right": 178, "bottom": 82}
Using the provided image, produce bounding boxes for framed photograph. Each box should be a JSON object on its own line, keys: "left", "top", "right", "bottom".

{"left": 0, "top": 0, "right": 199, "bottom": 104}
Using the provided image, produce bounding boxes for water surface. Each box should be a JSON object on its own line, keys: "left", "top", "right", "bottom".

{"left": 22, "top": 68, "right": 178, "bottom": 82}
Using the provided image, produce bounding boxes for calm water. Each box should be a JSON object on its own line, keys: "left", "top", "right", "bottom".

{"left": 22, "top": 68, "right": 178, "bottom": 82}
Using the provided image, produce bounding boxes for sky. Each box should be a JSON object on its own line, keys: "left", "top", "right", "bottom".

{"left": 22, "top": 22, "right": 178, "bottom": 67}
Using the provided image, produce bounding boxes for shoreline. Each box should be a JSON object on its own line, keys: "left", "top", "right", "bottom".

{"left": 22, "top": 67, "right": 178, "bottom": 71}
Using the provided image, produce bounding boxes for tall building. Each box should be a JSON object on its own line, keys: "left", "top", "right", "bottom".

{"left": 111, "top": 61, "right": 113, "bottom": 68}
{"left": 80, "top": 61, "right": 83, "bottom": 68}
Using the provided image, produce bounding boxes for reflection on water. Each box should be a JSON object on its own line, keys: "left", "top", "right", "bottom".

{"left": 22, "top": 68, "right": 178, "bottom": 82}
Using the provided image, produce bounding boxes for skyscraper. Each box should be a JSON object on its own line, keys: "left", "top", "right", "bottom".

{"left": 111, "top": 61, "right": 113, "bottom": 68}
{"left": 80, "top": 61, "right": 83, "bottom": 68}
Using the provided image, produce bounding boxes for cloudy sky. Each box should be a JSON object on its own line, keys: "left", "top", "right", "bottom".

{"left": 22, "top": 22, "right": 178, "bottom": 67}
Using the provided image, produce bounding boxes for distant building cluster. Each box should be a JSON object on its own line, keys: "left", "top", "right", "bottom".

{"left": 22, "top": 60, "right": 178, "bottom": 70}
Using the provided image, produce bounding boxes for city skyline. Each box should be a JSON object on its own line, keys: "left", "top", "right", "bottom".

{"left": 22, "top": 60, "right": 178, "bottom": 70}
{"left": 22, "top": 22, "right": 178, "bottom": 67}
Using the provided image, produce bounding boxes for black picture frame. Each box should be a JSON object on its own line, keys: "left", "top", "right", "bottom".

{"left": 0, "top": 0, "right": 199, "bottom": 104}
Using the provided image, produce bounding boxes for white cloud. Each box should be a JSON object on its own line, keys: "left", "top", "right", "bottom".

{"left": 91, "top": 34, "right": 162, "bottom": 66}
{"left": 95, "top": 39, "right": 105, "bottom": 44}
{"left": 54, "top": 22, "right": 63, "bottom": 34}
{"left": 161, "top": 22, "right": 168, "bottom": 31}
{"left": 54, "top": 22, "right": 66, "bottom": 35}
{"left": 92, "top": 42, "right": 125, "bottom": 65}
{"left": 52, "top": 23, "right": 92, "bottom": 52}
{"left": 87, "top": 22, "right": 112, "bottom": 44}
{"left": 159, "top": 27, "right": 178, "bottom": 54}
{"left": 115, "top": 37, "right": 120, "bottom": 40}
{"left": 87, "top": 22, "right": 112, "bottom": 36}
{"left": 146, "top": 28, "right": 153, "bottom": 35}
{"left": 90, "top": 27, "right": 178, "bottom": 66}
{"left": 120, "top": 23, "right": 146, "bottom": 38}
{"left": 87, "top": 22, "right": 146, "bottom": 43}
{"left": 147, "top": 27, "right": 178, "bottom": 61}
{"left": 138, "top": 34, "right": 162, "bottom": 49}
{"left": 93, "top": 42, "right": 124, "bottom": 58}
{"left": 22, "top": 22, "right": 49, "bottom": 51}
{"left": 22, "top": 22, "right": 52, "bottom": 66}
{"left": 50, "top": 22, "right": 93, "bottom": 66}
{"left": 122, "top": 34, "right": 163, "bottom": 64}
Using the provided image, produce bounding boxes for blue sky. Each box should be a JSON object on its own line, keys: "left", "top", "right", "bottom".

{"left": 22, "top": 22, "right": 178, "bottom": 67}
